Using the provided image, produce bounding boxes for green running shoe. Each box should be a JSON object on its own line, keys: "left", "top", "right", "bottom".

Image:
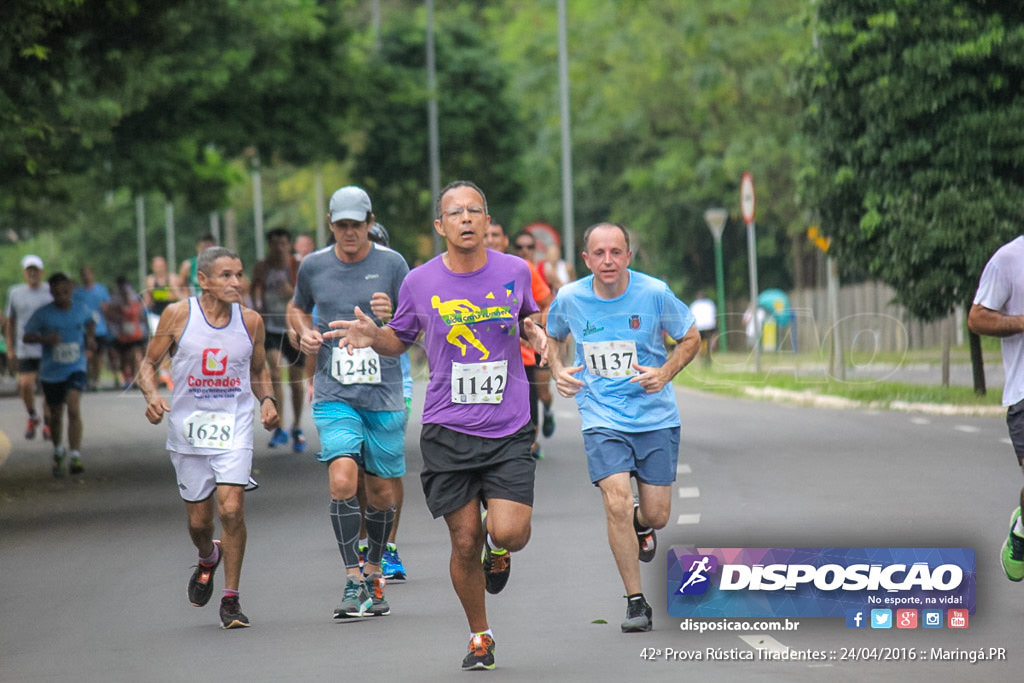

{"left": 1001, "top": 507, "right": 1024, "bottom": 582}
{"left": 334, "top": 575, "right": 372, "bottom": 618}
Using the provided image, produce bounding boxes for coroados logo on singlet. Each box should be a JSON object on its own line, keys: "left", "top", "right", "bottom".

{"left": 187, "top": 348, "right": 242, "bottom": 393}
{"left": 202, "top": 348, "right": 228, "bottom": 375}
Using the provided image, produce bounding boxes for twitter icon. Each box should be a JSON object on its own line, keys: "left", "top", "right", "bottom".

{"left": 870, "top": 609, "right": 892, "bottom": 629}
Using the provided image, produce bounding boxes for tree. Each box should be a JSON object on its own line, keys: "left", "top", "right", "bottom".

{"left": 349, "top": 5, "right": 526, "bottom": 264}
{"left": 488, "top": 1, "right": 809, "bottom": 302}
{"left": 799, "top": 0, "right": 1024, "bottom": 392}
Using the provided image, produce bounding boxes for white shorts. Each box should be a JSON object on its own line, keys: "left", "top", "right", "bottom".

{"left": 169, "top": 449, "right": 254, "bottom": 502}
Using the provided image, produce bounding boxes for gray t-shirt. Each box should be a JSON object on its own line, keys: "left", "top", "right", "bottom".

{"left": 293, "top": 244, "right": 409, "bottom": 410}
{"left": 6, "top": 283, "right": 53, "bottom": 359}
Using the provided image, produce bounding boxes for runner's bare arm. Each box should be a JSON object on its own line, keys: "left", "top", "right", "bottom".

{"left": 244, "top": 309, "right": 280, "bottom": 431}
{"left": 287, "top": 299, "right": 323, "bottom": 356}
{"left": 968, "top": 303, "right": 1024, "bottom": 338}
{"left": 546, "top": 333, "right": 584, "bottom": 398}
{"left": 139, "top": 300, "right": 187, "bottom": 424}
{"left": 630, "top": 324, "right": 700, "bottom": 394}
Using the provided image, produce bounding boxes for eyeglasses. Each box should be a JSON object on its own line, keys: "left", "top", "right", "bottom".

{"left": 442, "top": 206, "right": 486, "bottom": 220}
{"left": 514, "top": 242, "right": 535, "bottom": 251}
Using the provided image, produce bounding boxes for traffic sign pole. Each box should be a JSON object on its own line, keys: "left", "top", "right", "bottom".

{"left": 741, "top": 173, "right": 761, "bottom": 372}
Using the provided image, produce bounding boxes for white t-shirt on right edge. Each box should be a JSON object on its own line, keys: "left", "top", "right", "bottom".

{"left": 973, "top": 235, "right": 1024, "bottom": 406}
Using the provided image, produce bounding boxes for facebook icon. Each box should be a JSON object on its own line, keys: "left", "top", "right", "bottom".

{"left": 845, "top": 609, "right": 866, "bottom": 629}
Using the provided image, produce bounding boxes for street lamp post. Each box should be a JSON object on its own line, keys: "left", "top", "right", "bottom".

{"left": 703, "top": 207, "right": 728, "bottom": 351}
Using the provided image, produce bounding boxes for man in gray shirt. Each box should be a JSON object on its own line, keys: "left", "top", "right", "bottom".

{"left": 287, "top": 185, "right": 409, "bottom": 619}
{"left": 5, "top": 255, "right": 54, "bottom": 440}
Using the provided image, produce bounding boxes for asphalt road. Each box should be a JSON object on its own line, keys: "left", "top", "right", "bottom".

{"left": 1, "top": 382, "right": 1020, "bottom": 682}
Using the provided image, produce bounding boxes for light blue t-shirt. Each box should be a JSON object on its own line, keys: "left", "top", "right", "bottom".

{"left": 546, "top": 270, "right": 694, "bottom": 432}
{"left": 73, "top": 283, "right": 111, "bottom": 338}
{"left": 23, "top": 301, "right": 93, "bottom": 382}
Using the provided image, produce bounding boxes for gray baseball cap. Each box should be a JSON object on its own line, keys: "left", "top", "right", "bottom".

{"left": 329, "top": 186, "right": 372, "bottom": 223}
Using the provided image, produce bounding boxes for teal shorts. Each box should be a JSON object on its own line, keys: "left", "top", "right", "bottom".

{"left": 312, "top": 401, "right": 407, "bottom": 478}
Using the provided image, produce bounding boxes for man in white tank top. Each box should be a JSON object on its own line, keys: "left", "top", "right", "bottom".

{"left": 139, "top": 246, "right": 279, "bottom": 629}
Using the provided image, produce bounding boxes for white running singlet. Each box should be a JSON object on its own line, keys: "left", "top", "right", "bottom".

{"left": 167, "top": 298, "right": 255, "bottom": 455}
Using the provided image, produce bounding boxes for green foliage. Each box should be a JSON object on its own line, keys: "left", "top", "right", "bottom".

{"left": 489, "top": 1, "right": 809, "bottom": 300}
{"left": 2, "top": 0, "right": 822, "bottom": 311}
{"left": 349, "top": 5, "right": 526, "bottom": 264}
{"left": 799, "top": 1, "right": 1024, "bottom": 320}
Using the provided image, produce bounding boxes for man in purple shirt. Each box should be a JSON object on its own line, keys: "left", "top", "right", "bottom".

{"left": 330, "top": 180, "right": 546, "bottom": 672}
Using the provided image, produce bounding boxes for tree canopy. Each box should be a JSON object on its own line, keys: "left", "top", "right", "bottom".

{"left": 799, "top": 0, "right": 1024, "bottom": 321}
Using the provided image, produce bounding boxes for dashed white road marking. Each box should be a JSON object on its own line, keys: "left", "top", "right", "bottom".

{"left": 739, "top": 634, "right": 788, "bottom": 654}
{"left": 954, "top": 425, "right": 980, "bottom": 433}
{"left": 910, "top": 417, "right": 930, "bottom": 425}
{"left": 677, "top": 463, "right": 692, "bottom": 475}
{"left": 678, "top": 487, "right": 700, "bottom": 499}
{"left": 676, "top": 513, "right": 702, "bottom": 525}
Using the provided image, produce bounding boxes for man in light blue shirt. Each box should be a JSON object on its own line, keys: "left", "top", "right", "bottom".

{"left": 24, "top": 272, "right": 95, "bottom": 476}
{"left": 546, "top": 222, "right": 699, "bottom": 633}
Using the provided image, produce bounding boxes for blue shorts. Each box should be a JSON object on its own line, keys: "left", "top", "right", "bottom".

{"left": 312, "top": 401, "right": 406, "bottom": 478}
{"left": 582, "top": 426, "right": 680, "bottom": 486}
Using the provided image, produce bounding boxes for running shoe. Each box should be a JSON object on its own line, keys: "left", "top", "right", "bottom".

{"left": 334, "top": 575, "right": 372, "bottom": 618}
{"left": 357, "top": 542, "right": 368, "bottom": 571}
{"left": 291, "top": 428, "right": 307, "bottom": 453}
{"left": 365, "top": 572, "right": 390, "bottom": 616}
{"left": 542, "top": 407, "right": 555, "bottom": 438}
{"left": 51, "top": 446, "right": 66, "bottom": 478}
{"left": 461, "top": 633, "right": 496, "bottom": 671}
{"left": 621, "top": 595, "right": 653, "bottom": 632}
{"left": 381, "top": 543, "right": 407, "bottom": 581}
{"left": 42, "top": 424, "right": 51, "bottom": 441}
{"left": 25, "top": 415, "right": 39, "bottom": 439}
{"left": 187, "top": 540, "right": 222, "bottom": 607}
{"left": 530, "top": 442, "right": 543, "bottom": 460}
{"left": 219, "top": 595, "right": 250, "bottom": 629}
{"left": 267, "top": 427, "right": 288, "bottom": 448}
{"left": 633, "top": 503, "right": 657, "bottom": 563}
{"left": 483, "top": 547, "right": 511, "bottom": 595}
{"left": 69, "top": 453, "right": 84, "bottom": 475}
{"left": 1001, "top": 507, "right": 1024, "bottom": 582}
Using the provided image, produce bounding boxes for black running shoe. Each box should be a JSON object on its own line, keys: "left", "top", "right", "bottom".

{"left": 219, "top": 595, "right": 250, "bottom": 629}
{"left": 483, "top": 547, "right": 511, "bottom": 595}
{"left": 633, "top": 503, "right": 656, "bottom": 563}
{"left": 187, "top": 540, "right": 221, "bottom": 607}
{"left": 621, "top": 595, "right": 653, "bottom": 632}
{"left": 461, "top": 633, "right": 496, "bottom": 671}
{"left": 541, "top": 407, "right": 555, "bottom": 438}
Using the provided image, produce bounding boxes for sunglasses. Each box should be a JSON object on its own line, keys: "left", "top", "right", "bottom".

{"left": 514, "top": 243, "right": 535, "bottom": 250}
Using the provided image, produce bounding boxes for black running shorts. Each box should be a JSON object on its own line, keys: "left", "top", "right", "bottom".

{"left": 419, "top": 422, "right": 536, "bottom": 518}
